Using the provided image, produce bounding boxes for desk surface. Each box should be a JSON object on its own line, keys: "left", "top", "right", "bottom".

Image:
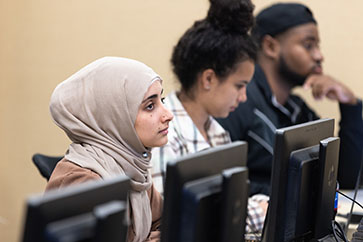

{"left": 243, "top": 189, "right": 363, "bottom": 242}
{"left": 337, "top": 188, "right": 363, "bottom": 217}
{"left": 336, "top": 188, "right": 363, "bottom": 240}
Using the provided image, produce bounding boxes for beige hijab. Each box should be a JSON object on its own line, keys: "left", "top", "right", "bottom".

{"left": 50, "top": 57, "right": 160, "bottom": 242}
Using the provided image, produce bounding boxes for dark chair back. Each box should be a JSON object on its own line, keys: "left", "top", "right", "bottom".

{"left": 32, "top": 154, "right": 63, "bottom": 180}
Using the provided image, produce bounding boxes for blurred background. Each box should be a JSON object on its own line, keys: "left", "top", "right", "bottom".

{"left": 1, "top": 0, "right": 362, "bottom": 241}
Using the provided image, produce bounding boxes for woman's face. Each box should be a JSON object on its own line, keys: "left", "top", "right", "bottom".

{"left": 135, "top": 81, "right": 173, "bottom": 148}
{"left": 207, "top": 59, "right": 255, "bottom": 118}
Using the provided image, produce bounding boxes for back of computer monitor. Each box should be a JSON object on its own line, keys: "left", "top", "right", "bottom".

{"left": 262, "top": 118, "right": 334, "bottom": 242}
{"left": 284, "top": 144, "right": 320, "bottom": 241}
{"left": 161, "top": 141, "right": 248, "bottom": 242}
{"left": 175, "top": 167, "right": 248, "bottom": 242}
{"left": 282, "top": 137, "right": 339, "bottom": 241}
{"left": 220, "top": 167, "right": 249, "bottom": 242}
{"left": 315, "top": 137, "right": 340, "bottom": 239}
{"left": 22, "top": 175, "right": 130, "bottom": 242}
{"left": 180, "top": 174, "right": 223, "bottom": 242}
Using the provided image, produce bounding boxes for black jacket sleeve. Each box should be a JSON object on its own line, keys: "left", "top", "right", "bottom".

{"left": 337, "top": 99, "right": 363, "bottom": 189}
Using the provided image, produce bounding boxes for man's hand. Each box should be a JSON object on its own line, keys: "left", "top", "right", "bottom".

{"left": 303, "top": 74, "right": 357, "bottom": 105}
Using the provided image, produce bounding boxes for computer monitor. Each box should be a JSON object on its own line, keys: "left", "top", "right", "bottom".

{"left": 21, "top": 175, "right": 130, "bottom": 242}
{"left": 284, "top": 137, "right": 340, "bottom": 241}
{"left": 160, "top": 141, "right": 249, "bottom": 242}
{"left": 179, "top": 166, "right": 249, "bottom": 242}
{"left": 262, "top": 118, "right": 335, "bottom": 242}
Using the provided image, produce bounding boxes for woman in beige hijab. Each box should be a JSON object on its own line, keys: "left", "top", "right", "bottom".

{"left": 46, "top": 56, "right": 173, "bottom": 242}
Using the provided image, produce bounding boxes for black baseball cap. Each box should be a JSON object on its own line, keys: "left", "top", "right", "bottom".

{"left": 252, "top": 3, "right": 317, "bottom": 38}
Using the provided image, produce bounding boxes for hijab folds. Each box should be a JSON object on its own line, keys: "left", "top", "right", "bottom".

{"left": 50, "top": 57, "right": 161, "bottom": 242}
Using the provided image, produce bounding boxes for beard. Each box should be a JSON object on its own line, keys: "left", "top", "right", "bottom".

{"left": 278, "top": 55, "right": 308, "bottom": 87}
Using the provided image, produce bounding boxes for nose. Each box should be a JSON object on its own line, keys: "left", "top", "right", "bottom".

{"left": 237, "top": 88, "right": 247, "bottom": 103}
{"left": 312, "top": 47, "right": 324, "bottom": 63}
{"left": 161, "top": 105, "right": 173, "bottom": 122}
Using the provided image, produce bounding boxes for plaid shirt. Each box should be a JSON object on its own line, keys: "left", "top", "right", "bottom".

{"left": 151, "top": 91, "right": 267, "bottom": 234}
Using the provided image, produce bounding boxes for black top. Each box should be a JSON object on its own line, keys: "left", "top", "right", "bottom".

{"left": 217, "top": 65, "right": 363, "bottom": 195}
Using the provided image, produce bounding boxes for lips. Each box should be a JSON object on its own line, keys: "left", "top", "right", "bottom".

{"left": 312, "top": 65, "right": 322, "bottom": 74}
{"left": 230, "top": 106, "right": 237, "bottom": 111}
{"left": 159, "top": 127, "right": 169, "bottom": 134}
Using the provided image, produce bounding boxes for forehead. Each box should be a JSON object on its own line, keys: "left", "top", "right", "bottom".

{"left": 278, "top": 23, "right": 320, "bottom": 43}
{"left": 231, "top": 60, "right": 255, "bottom": 77}
{"left": 143, "top": 80, "right": 162, "bottom": 98}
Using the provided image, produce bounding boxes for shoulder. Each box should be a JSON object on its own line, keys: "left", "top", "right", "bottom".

{"left": 290, "top": 93, "right": 317, "bottom": 113}
{"left": 147, "top": 184, "right": 163, "bottom": 229}
{"left": 46, "top": 159, "right": 101, "bottom": 192}
{"left": 147, "top": 184, "right": 163, "bottom": 209}
{"left": 289, "top": 93, "right": 306, "bottom": 105}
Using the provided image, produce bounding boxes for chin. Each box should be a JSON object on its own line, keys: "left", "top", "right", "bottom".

{"left": 152, "top": 139, "right": 168, "bottom": 148}
{"left": 216, "top": 112, "right": 229, "bottom": 119}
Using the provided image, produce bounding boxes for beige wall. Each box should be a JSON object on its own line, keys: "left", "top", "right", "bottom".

{"left": 1, "top": 0, "right": 362, "bottom": 241}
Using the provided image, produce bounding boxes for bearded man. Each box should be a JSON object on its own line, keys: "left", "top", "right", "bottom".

{"left": 217, "top": 3, "right": 363, "bottom": 195}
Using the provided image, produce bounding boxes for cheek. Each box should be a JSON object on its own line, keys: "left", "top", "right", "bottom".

{"left": 146, "top": 114, "right": 161, "bottom": 132}
{"left": 135, "top": 115, "right": 151, "bottom": 136}
{"left": 226, "top": 86, "right": 239, "bottom": 102}
{"left": 216, "top": 88, "right": 235, "bottom": 108}
{"left": 219, "top": 87, "right": 236, "bottom": 107}
{"left": 286, "top": 48, "right": 312, "bottom": 73}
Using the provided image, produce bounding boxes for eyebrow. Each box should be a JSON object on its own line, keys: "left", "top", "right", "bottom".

{"left": 142, "top": 94, "right": 158, "bottom": 104}
{"left": 141, "top": 89, "right": 164, "bottom": 103}
{"left": 304, "top": 35, "right": 319, "bottom": 42}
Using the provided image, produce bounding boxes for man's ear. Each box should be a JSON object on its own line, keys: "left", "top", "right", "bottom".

{"left": 261, "top": 35, "right": 280, "bottom": 60}
{"left": 200, "top": 69, "right": 216, "bottom": 90}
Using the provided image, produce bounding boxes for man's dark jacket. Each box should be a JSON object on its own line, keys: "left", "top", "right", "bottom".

{"left": 217, "top": 65, "right": 363, "bottom": 195}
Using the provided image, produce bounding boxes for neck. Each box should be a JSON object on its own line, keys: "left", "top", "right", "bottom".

{"left": 259, "top": 59, "right": 293, "bottom": 105}
{"left": 178, "top": 91, "right": 210, "bottom": 137}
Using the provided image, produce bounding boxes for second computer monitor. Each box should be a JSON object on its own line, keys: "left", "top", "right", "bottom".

{"left": 161, "top": 141, "right": 249, "bottom": 242}
{"left": 284, "top": 137, "right": 340, "bottom": 241}
{"left": 262, "top": 118, "right": 335, "bottom": 242}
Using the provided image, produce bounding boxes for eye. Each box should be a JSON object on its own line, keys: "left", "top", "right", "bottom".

{"left": 145, "top": 102, "right": 154, "bottom": 111}
{"left": 235, "top": 84, "right": 245, "bottom": 90}
{"left": 303, "top": 41, "right": 316, "bottom": 51}
{"left": 161, "top": 97, "right": 165, "bottom": 104}
{"left": 304, "top": 43, "right": 313, "bottom": 50}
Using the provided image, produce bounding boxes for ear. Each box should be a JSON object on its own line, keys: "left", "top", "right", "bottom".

{"left": 261, "top": 35, "right": 280, "bottom": 60}
{"left": 200, "top": 69, "right": 217, "bottom": 91}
